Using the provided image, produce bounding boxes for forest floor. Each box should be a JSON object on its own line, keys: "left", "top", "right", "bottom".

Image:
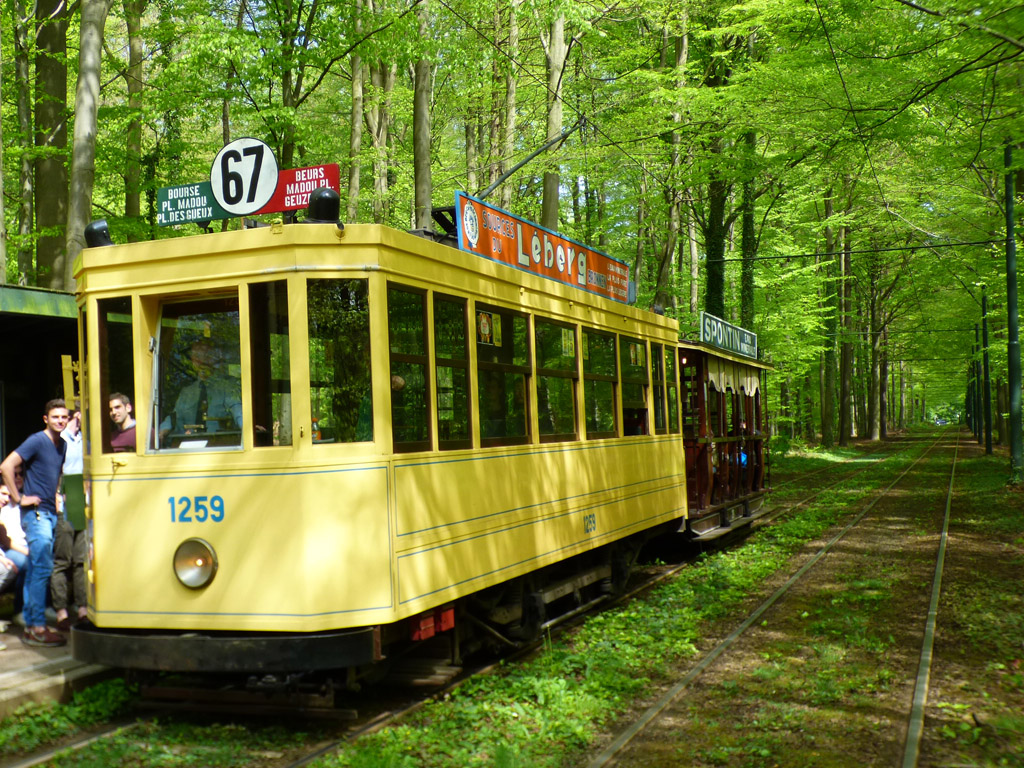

{"left": 591, "top": 428, "right": 1024, "bottom": 767}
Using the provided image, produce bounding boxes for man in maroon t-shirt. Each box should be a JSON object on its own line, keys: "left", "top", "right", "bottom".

{"left": 109, "top": 393, "right": 136, "bottom": 453}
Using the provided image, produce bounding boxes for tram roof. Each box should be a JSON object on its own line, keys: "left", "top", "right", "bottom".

{"left": 0, "top": 284, "right": 76, "bottom": 319}
{"left": 678, "top": 339, "right": 772, "bottom": 371}
{"left": 76, "top": 221, "right": 680, "bottom": 338}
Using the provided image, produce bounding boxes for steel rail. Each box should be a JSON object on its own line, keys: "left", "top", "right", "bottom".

{"left": 903, "top": 428, "right": 960, "bottom": 768}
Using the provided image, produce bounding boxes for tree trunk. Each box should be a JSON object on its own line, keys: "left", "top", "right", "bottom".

{"left": 704, "top": 157, "right": 728, "bottom": 319}
{"left": 123, "top": 0, "right": 146, "bottom": 239}
{"left": 740, "top": 130, "right": 756, "bottom": 329}
{"left": 868, "top": 283, "right": 881, "bottom": 441}
{"left": 0, "top": 25, "right": 6, "bottom": 280}
{"left": 365, "top": 61, "right": 396, "bottom": 223}
{"left": 803, "top": 372, "right": 815, "bottom": 440}
{"left": 541, "top": 14, "right": 566, "bottom": 232}
{"left": 14, "top": 0, "right": 33, "bottom": 285}
{"left": 821, "top": 190, "right": 837, "bottom": 447}
{"left": 899, "top": 362, "right": 907, "bottom": 429}
{"left": 412, "top": 0, "right": 432, "bottom": 230}
{"left": 879, "top": 331, "right": 888, "bottom": 439}
{"left": 347, "top": 0, "right": 363, "bottom": 222}
{"left": 500, "top": 0, "right": 518, "bottom": 211}
{"left": 35, "top": 0, "right": 68, "bottom": 288}
{"left": 64, "top": 0, "right": 114, "bottom": 288}
{"left": 465, "top": 121, "right": 478, "bottom": 195}
{"left": 838, "top": 225, "right": 853, "bottom": 444}
{"left": 688, "top": 199, "right": 699, "bottom": 314}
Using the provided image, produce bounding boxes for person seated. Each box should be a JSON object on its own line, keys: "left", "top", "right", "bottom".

{"left": 0, "top": 482, "right": 28, "bottom": 642}
{"left": 109, "top": 392, "right": 137, "bottom": 452}
{"left": 159, "top": 339, "right": 242, "bottom": 443}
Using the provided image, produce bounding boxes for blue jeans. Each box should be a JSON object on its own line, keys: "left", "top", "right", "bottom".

{"left": 21, "top": 507, "right": 57, "bottom": 628}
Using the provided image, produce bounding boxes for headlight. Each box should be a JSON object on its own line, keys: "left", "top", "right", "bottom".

{"left": 173, "top": 538, "right": 218, "bottom": 589}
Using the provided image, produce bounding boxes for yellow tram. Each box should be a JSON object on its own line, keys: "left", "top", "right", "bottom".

{"left": 71, "top": 193, "right": 768, "bottom": 676}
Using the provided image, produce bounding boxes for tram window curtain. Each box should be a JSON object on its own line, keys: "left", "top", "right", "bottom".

{"left": 583, "top": 329, "right": 616, "bottom": 439}
{"left": 249, "top": 281, "right": 291, "bottom": 447}
{"left": 98, "top": 296, "right": 135, "bottom": 454}
{"left": 434, "top": 295, "right": 471, "bottom": 450}
{"left": 388, "top": 285, "right": 430, "bottom": 452}
{"left": 535, "top": 319, "right": 578, "bottom": 442}
{"left": 476, "top": 303, "right": 530, "bottom": 447}
{"left": 307, "top": 279, "right": 371, "bottom": 444}
{"left": 619, "top": 336, "right": 649, "bottom": 436}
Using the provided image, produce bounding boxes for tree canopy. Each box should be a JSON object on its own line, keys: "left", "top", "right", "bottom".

{"left": 1, "top": 0, "right": 1021, "bottom": 441}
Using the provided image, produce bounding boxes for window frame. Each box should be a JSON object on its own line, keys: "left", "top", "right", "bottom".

{"left": 534, "top": 318, "right": 579, "bottom": 443}
{"left": 475, "top": 302, "right": 532, "bottom": 448}
{"left": 388, "top": 283, "right": 432, "bottom": 453}
{"left": 619, "top": 335, "right": 650, "bottom": 436}
{"left": 582, "top": 328, "right": 618, "bottom": 440}
{"left": 433, "top": 293, "right": 473, "bottom": 451}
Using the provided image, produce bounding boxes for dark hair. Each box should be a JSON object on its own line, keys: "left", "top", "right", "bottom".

{"left": 44, "top": 398, "right": 67, "bottom": 414}
{"left": 109, "top": 392, "right": 132, "bottom": 407}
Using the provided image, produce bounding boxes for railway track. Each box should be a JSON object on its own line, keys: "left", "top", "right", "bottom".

{"left": 5, "top": 432, "right": 954, "bottom": 768}
{"left": 584, "top": 428, "right": 961, "bottom": 768}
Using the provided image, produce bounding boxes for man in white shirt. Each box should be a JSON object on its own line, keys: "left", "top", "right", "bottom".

{"left": 52, "top": 408, "right": 87, "bottom": 631}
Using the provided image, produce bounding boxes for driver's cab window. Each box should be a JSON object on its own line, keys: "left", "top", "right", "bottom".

{"left": 154, "top": 296, "right": 242, "bottom": 450}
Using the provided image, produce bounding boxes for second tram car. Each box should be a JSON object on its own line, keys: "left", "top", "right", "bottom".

{"left": 71, "top": 196, "right": 768, "bottom": 679}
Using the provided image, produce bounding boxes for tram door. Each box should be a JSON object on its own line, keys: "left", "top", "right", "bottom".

{"left": 679, "top": 349, "right": 712, "bottom": 513}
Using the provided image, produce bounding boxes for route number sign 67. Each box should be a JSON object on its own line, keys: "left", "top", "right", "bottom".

{"left": 210, "top": 138, "right": 280, "bottom": 216}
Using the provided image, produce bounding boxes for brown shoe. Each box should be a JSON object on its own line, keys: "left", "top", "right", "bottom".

{"left": 22, "top": 627, "right": 67, "bottom": 647}
{"left": 56, "top": 617, "right": 72, "bottom": 632}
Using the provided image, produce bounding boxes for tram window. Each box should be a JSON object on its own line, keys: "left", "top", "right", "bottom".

{"left": 98, "top": 297, "right": 135, "bottom": 454}
{"left": 249, "top": 281, "right": 291, "bottom": 447}
{"left": 154, "top": 296, "right": 241, "bottom": 450}
{"left": 582, "top": 329, "right": 616, "bottom": 439}
{"left": 434, "top": 295, "right": 470, "bottom": 449}
{"left": 707, "top": 382, "right": 723, "bottom": 438}
{"left": 666, "top": 348, "right": 679, "bottom": 433}
{"left": 388, "top": 286, "right": 429, "bottom": 452}
{"left": 679, "top": 352, "right": 699, "bottom": 438}
{"left": 651, "top": 343, "right": 666, "bottom": 434}
{"left": 620, "top": 336, "right": 649, "bottom": 436}
{"left": 307, "top": 279, "right": 371, "bottom": 443}
{"left": 476, "top": 304, "right": 529, "bottom": 446}
{"left": 535, "top": 320, "right": 578, "bottom": 442}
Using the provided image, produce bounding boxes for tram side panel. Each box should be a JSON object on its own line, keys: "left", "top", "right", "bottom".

{"left": 392, "top": 437, "right": 686, "bottom": 611}
{"left": 89, "top": 459, "right": 395, "bottom": 633}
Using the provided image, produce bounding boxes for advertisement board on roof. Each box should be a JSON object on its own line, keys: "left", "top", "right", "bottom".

{"left": 454, "top": 192, "right": 631, "bottom": 304}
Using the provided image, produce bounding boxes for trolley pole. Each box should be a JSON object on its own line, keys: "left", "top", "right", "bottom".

{"left": 1005, "top": 143, "right": 1023, "bottom": 482}
{"left": 982, "top": 287, "right": 993, "bottom": 454}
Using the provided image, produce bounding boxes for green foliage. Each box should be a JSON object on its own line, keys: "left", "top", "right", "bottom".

{"left": 0, "top": 679, "right": 136, "bottom": 757}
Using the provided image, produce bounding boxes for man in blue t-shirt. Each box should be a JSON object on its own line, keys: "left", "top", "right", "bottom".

{"left": 0, "top": 399, "right": 69, "bottom": 647}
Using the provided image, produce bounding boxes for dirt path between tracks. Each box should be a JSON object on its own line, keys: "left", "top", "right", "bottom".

{"left": 591, "top": 434, "right": 1024, "bottom": 767}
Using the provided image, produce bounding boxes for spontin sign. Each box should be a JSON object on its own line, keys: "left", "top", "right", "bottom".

{"left": 455, "top": 192, "right": 630, "bottom": 304}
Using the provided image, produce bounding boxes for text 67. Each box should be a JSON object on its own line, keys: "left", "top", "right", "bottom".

{"left": 169, "top": 496, "right": 225, "bottom": 523}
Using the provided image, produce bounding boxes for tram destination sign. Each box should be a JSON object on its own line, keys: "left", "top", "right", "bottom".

{"left": 157, "top": 149, "right": 340, "bottom": 226}
{"left": 699, "top": 311, "right": 758, "bottom": 359}
{"left": 455, "top": 191, "right": 631, "bottom": 304}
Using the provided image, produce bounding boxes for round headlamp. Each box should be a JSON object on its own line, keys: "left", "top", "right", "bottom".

{"left": 173, "top": 538, "right": 218, "bottom": 589}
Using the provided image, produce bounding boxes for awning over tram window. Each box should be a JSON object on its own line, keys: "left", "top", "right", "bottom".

{"left": 0, "top": 285, "right": 76, "bottom": 319}
{"left": 707, "top": 356, "right": 760, "bottom": 395}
